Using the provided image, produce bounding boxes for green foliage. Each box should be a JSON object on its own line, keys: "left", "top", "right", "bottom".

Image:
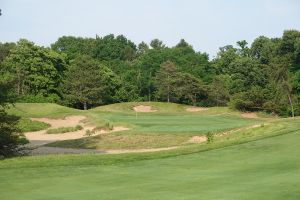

{"left": 0, "top": 109, "right": 28, "bottom": 158}
{"left": 3, "top": 39, "right": 67, "bottom": 99}
{"left": 93, "top": 34, "right": 137, "bottom": 61}
{"left": 46, "top": 125, "right": 83, "bottom": 134}
{"left": 17, "top": 93, "right": 60, "bottom": 103}
{"left": 0, "top": 30, "right": 299, "bottom": 116}
{"left": 0, "top": 66, "right": 27, "bottom": 157}
{"left": 154, "top": 61, "right": 180, "bottom": 102}
{"left": 62, "top": 55, "right": 119, "bottom": 109}
{"left": 51, "top": 36, "right": 95, "bottom": 59}
{"left": 207, "top": 75, "right": 231, "bottom": 106}
{"left": 0, "top": 42, "right": 16, "bottom": 62}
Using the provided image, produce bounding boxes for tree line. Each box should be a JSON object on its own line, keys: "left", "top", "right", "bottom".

{"left": 1, "top": 30, "right": 300, "bottom": 117}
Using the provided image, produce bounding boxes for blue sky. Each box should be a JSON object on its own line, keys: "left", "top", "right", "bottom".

{"left": 0, "top": 0, "right": 299, "bottom": 58}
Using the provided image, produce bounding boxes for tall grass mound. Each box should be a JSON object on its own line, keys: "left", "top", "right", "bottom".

{"left": 90, "top": 102, "right": 188, "bottom": 113}
{"left": 46, "top": 125, "right": 83, "bottom": 134}
{"left": 17, "top": 118, "right": 50, "bottom": 132}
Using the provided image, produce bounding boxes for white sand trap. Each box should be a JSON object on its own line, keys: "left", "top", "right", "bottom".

{"left": 241, "top": 112, "right": 258, "bottom": 119}
{"left": 133, "top": 105, "right": 157, "bottom": 112}
{"left": 186, "top": 107, "right": 209, "bottom": 112}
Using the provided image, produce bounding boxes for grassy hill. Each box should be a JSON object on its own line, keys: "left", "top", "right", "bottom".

{"left": 7, "top": 103, "right": 82, "bottom": 118}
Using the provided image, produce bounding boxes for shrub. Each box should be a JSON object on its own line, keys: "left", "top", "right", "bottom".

{"left": 85, "top": 129, "right": 96, "bottom": 136}
{"left": 206, "top": 132, "right": 214, "bottom": 144}
{"left": 0, "top": 110, "right": 28, "bottom": 158}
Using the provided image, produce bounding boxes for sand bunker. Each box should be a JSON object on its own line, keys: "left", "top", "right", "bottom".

{"left": 186, "top": 107, "right": 209, "bottom": 112}
{"left": 25, "top": 115, "right": 128, "bottom": 146}
{"left": 241, "top": 112, "right": 258, "bottom": 119}
{"left": 133, "top": 105, "right": 157, "bottom": 112}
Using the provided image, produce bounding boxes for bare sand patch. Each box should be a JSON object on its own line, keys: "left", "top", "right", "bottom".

{"left": 187, "top": 136, "right": 207, "bottom": 143}
{"left": 186, "top": 107, "right": 209, "bottom": 112}
{"left": 133, "top": 105, "right": 157, "bottom": 112}
{"left": 241, "top": 112, "right": 259, "bottom": 119}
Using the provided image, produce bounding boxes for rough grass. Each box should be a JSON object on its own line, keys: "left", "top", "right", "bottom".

{"left": 46, "top": 125, "right": 83, "bottom": 134}
{"left": 46, "top": 133, "right": 190, "bottom": 149}
{"left": 17, "top": 118, "right": 50, "bottom": 132}
{"left": 0, "top": 117, "right": 299, "bottom": 200}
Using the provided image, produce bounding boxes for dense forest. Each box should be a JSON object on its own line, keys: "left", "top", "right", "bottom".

{"left": 1, "top": 29, "right": 300, "bottom": 116}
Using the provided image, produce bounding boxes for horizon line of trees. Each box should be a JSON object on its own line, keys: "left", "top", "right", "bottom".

{"left": 0, "top": 29, "right": 300, "bottom": 117}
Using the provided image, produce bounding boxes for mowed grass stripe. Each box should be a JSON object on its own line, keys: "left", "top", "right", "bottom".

{"left": 0, "top": 128, "right": 299, "bottom": 200}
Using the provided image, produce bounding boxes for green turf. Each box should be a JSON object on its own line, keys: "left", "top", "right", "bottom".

{"left": 7, "top": 103, "right": 82, "bottom": 118}
{"left": 17, "top": 118, "right": 50, "bottom": 132}
{"left": 0, "top": 118, "right": 299, "bottom": 200}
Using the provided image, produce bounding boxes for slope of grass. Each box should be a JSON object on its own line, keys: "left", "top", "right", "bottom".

{"left": 17, "top": 118, "right": 50, "bottom": 132}
{"left": 90, "top": 101, "right": 188, "bottom": 113}
{"left": 0, "top": 117, "right": 299, "bottom": 200}
{"left": 7, "top": 103, "right": 82, "bottom": 118}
